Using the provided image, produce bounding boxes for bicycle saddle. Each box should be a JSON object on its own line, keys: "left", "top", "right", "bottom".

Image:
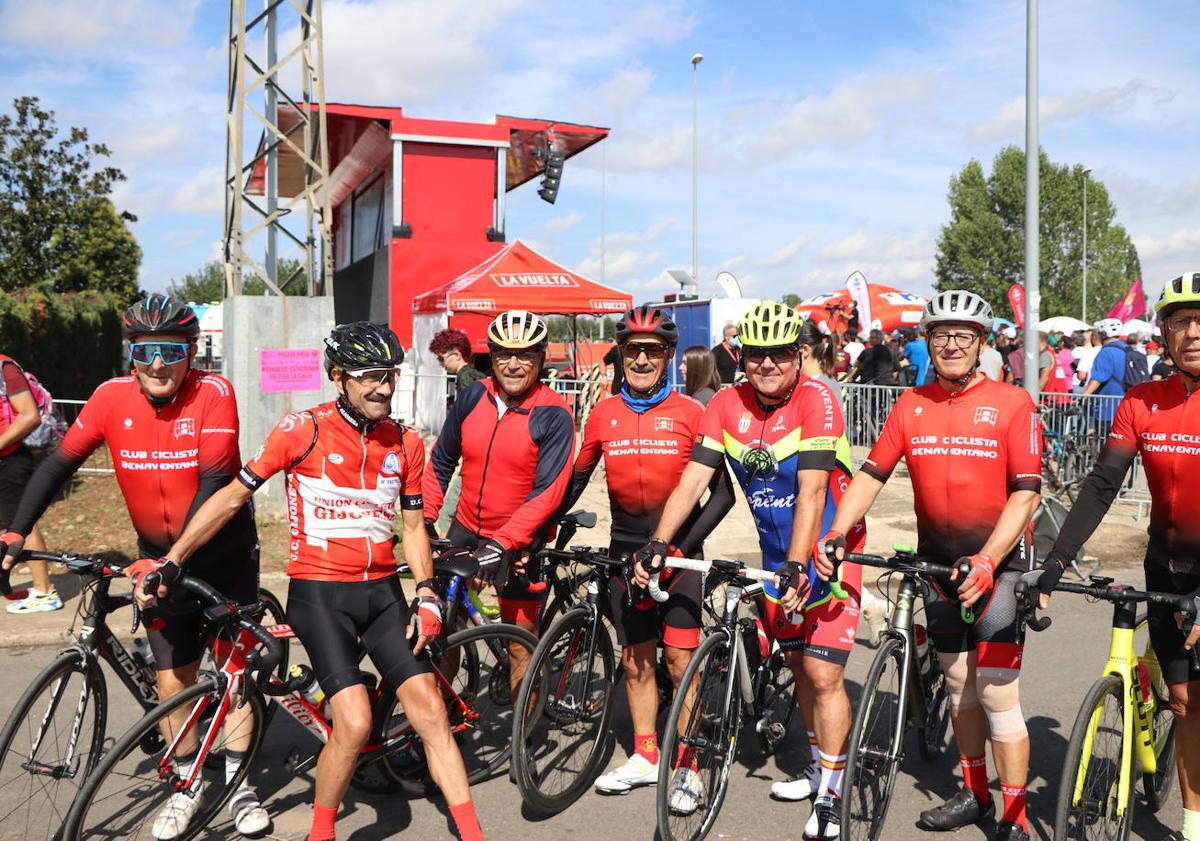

{"left": 434, "top": 548, "right": 480, "bottom": 580}
{"left": 561, "top": 510, "right": 597, "bottom": 529}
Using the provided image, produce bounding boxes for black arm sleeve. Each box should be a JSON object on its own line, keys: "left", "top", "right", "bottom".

{"left": 674, "top": 465, "right": 736, "bottom": 557}
{"left": 184, "top": 471, "right": 233, "bottom": 527}
{"left": 1048, "top": 445, "right": 1136, "bottom": 563}
{"left": 10, "top": 450, "right": 85, "bottom": 535}
{"left": 556, "top": 464, "right": 597, "bottom": 526}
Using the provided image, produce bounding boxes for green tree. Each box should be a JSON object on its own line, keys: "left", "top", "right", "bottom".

{"left": 0, "top": 97, "right": 140, "bottom": 298}
{"left": 781, "top": 293, "right": 801, "bottom": 307}
{"left": 934, "top": 146, "right": 1140, "bottom": 320}
{"left": 166, "top": 258, "right": 311, "bottom": 303}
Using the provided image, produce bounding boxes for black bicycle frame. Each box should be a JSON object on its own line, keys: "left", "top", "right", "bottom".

{"left": 75, "top": 574, "right": 159, "bottom": 711}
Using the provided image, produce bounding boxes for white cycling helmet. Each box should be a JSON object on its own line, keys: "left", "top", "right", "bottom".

{"left": 920, "top": 290, "right": 993, "bottom": 332}
{"left": 1094, "top": 318, "right": 1124, "bottom": 339}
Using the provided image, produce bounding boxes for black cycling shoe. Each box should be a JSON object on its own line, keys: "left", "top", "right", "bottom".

{"left": 992, "top": 820, "right": 1030, "bottom": 841}
{"left": 916, "top": 788, "right": 995, "bottom": 831}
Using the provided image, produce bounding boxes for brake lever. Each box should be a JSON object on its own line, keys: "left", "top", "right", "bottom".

{"left": 1014, "top": 570, "right": 1052, "bottom": 633}
{"left": 1181, "top": 596, "right": 1200, "bottom": 672}
{"left": 825, "top": 541, "right": 849, "bottom": 601}
{"left": 131, "top": 602, "right": 142, "bottom": 634}
{"left": 955, "top": 560, "right": 977, "bottom": 625}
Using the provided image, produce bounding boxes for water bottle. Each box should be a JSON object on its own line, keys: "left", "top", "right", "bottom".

{"left": 131, "top": 637, "right": 156, "bottom": 672}
{"left": 289, "top": 664, "right": 326, "bottom": 709}
{"left": 914, "top": 624, "right": 932, "bottom": 676}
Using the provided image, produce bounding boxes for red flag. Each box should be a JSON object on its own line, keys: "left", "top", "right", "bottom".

{"left": 1106, "top": 278, "right": 1147, "bottom": 321}
{"left": 1008, "top": 283, "right": 1025, "bottom": 328}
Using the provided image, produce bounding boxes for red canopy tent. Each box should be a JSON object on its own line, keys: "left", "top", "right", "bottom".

{"left": 794, "top": 282, "right": 927, "bottom": 334}
{"left": 413, "top": 239, "right": 632, "bottom": 352}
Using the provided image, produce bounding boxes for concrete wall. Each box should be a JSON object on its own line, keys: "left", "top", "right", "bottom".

{"left": 224, "top": 295, "right": 338, "bottom": 516}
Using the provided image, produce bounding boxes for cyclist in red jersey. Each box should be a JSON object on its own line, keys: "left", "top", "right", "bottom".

{"left": 1037, "top": 272, "right": 1200, "bottom": 841}
{"left": 822, "top": 291, "right": 1042, "bottom": 841}
{"left": 138, "top": 322, "right": 485, "bottom": 841}
{"left": 0, "top": 294, "right": 268, "bottom": 839}
{"left": 423, "top": 310, "right": 575, "bottom": 690}
{"left": 559, "top": 305, "right": 733, "bottom": 797}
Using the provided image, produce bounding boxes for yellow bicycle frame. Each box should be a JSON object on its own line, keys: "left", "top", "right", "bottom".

{"left": 1071, "top": 623, "right": 1164, "bottom": 818}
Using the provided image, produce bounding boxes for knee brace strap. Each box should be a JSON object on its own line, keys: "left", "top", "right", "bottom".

{"left": 977, "top": 671, "right": 1027, "bottom": 742}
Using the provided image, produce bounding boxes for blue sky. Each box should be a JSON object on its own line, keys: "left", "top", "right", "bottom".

{"left": 1, "top": 0, "right": 1197, "bottom": 308}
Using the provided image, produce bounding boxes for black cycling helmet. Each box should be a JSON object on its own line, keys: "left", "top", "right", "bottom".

{"left": 614, "top": 304, "right": 679, "bottom": 346}
{"left": 323, "top": 321, "right": 404, "bottom": 379}
{"left": 121, "top": 293, "right": 200, "bottom": 340}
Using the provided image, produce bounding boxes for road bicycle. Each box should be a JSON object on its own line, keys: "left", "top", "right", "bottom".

{"left": 838, "top": 547, "right": 960, "bottom": 841}
{"left": 0, "top": 551, "right": 285, "bottom": 841}
{"left": 61, "top": 552, "right": 537, "bottom": 840}
{"left": 1017, "top": 570, "right": 1194, "bottom": 840}
{"left": 651, "top": 556, "right": 797, "bottom": 841}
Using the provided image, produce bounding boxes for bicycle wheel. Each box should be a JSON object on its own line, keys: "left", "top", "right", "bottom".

{"left": 62, "top": 676, "right": 266, "bottom": 841}
{"left": 656, "top": 631, "right": 740, "bottom": 841}
{"left": 0, "top": 649, "right": 107, "bottom": 839}
{"left": 916, "top": 650, "right": 951, "bottom": 760}
{"left": 1135, "top": 619, "right": 1176, "bottom": 813}
{"left": 539, "top": 565, "right": 595, "bottom": 635}
{"left": 1054, "top": 674, "right": 1133, "bottom": 841}
{"left": 1032, "top": 496, "right": 1069, "bottom": 562}
{"left": 377, "top": 623, "right": 538, "bottom": 796}
{"left": 511, "top": 606, "right": 617, "bottom": 815}
{"left": 753, "top": 647, "right": 795, "bottom": 757}
{"left": 841, "top": 636, "right": 907, "bottom": 841}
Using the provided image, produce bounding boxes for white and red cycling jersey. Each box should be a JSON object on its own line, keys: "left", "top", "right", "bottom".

{"left": 238, "top": 399, "right": 424, "bottom": 581}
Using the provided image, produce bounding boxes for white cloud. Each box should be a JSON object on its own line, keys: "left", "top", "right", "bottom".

{"left": 539, "top": 210, "right": 584, "bottom": 234}
{"left": 759, "top": 236, "right": 808, "bottom": 268}
{"left": 971, "top": 81, "right": 1151, "bottom": 143}
{"left": 168, "top": 165, "right": 224, "bottom": 216}
{"left": 819, "top": 231, "right": 869, "bottom": 260}
{"left": 1132, "top": 227, "right": 1200, "bottom": 262}
{"left": 0, "top": 0, "right": 200, "bottom": 53}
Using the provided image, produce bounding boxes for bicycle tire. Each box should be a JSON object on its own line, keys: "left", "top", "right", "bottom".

{"left": 62, "top": 676, "right": 266, "bottom": 841}
{"left": 1054, "top": 674, "right": 1133, "bottom": 841}
{"left": 0, "top": 648, "right": 107, "bottom": 839}
{"left": 841, "top": 635, "right": 907, "bottom": 841}
{"left": 1135, "top": 618, "right": 1176, "bottom": 813}
{"left": 656, "top": 631, "right": 740, "bottom": 841}
{"left": 511, "top": 606, "right": 617, "bottom": 815}
{"left": 916, "top": 650, "right": 950, "bottom": 761}
{"left": 538, "top": 565, "right": 595, "bottom": 635}
{"left": 376, "top": 622, "right": 538, "bottom": 796}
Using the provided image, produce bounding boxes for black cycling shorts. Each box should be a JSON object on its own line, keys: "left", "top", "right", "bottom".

{"left": 0, "top": 446, "right": 33, "bottom": 529}
{"left": 926, "top": 568, "right": 1025, "bottom": 672}
{"left": 286, "top": 576, "right": 431, "bottom": 698}
{"left": 608, "top": 541, "right": 701, "bottom": 650}
{"left": 1144, "top": 559, "right": 1200, "bottom": 685}
{"left": 143, "top": 548, "right": 260, "bottom": 670}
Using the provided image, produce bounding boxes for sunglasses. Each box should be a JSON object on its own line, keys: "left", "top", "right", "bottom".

{"left": 743, "top": 345, "right": 799, "bottom": 364}
{"left": 493, "top": 350, "right": 541, "bottom": 366}
{"left": 130, "top": 342, "right": 190, "bottom": 366}
{"left": 620, "top": 343, "right": 670, "bottom": 361}
{"left": 345, "top": 368, "right": 398, "bottom": 386}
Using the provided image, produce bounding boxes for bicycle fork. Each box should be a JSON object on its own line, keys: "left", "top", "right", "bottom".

{"left": 884, "top": 578, "right": 925, "bottom": 762}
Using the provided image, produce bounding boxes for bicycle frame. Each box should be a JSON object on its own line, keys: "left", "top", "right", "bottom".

{"left": 79, "top": 575, "right": 160, "bottom": 710}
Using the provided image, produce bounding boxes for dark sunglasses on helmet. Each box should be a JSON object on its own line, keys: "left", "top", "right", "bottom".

{"left": 129, "top": 342, "right": 190, "bottom": 366}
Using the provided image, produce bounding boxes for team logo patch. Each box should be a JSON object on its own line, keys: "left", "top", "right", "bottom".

{"left": 738, "top": 412, "right": 753, "bottom": 434}
{"left": 382, "top": 451, "right": 401, "bottom": 475}
{"left": 328, "top": 453, "right": 344, "bottom": 465}
{"left": 173, "top": 418, "right": 196, "bottom": 439}
{"left": 771, "top": 415, "right": 786, "bottom": 433}
{"left": 973, "top": 406, "right": 999, "bottom": 426}
{"left": 611, "top": 418, "right": 618, "bottom": 426}
{"left": 124, "top": 418, "right": 133, "bottom": 428}
{"left": 653, "top": 416, "right": 673, "bottom": 432}
{"left": 740, "top": 442, "right": 778, "bottom": 480}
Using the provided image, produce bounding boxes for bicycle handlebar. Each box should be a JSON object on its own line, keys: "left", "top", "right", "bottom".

{"left": 648, "top": 556, "right": 776, "bottom": 603}
{"left": 845, "top": 552, "right": 966, "bottom": 581}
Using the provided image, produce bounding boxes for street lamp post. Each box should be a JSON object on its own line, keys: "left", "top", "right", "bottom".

{"left": 1082, "top": 166, "right": 1092, "bottom": 323}
{"left": 691, "top": 53, "right": 703, "bottom": 293}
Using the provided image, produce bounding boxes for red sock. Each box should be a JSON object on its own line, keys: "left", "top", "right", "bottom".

{"left": 1000, "top": 781, "right": 1027, "bottom": 829}
{"left": 635, "top": 732, "right": 660, "bottom": 765}
{"left": 675, "top": 744, "right": 698, "bottom": 770}
{"left": 308, "top": 803, "right": 337, "bottom": 841}
{"left": 959, "top": 754, "right": 990, "bottom": 804}
{"left": 450, "top": 801, "right": 484, "bottom": 841}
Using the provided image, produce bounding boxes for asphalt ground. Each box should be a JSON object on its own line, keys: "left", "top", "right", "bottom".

{"left": 0, "top": 561, "right": 1181, "bottom": 841}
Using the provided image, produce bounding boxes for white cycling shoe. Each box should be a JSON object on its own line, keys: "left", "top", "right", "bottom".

{"left": 594, "top": 754, "right": 658, "bottom": 793}
{"left": 770, "top": 763, "right": 821, "bottom": 801}
{"left": 667, "top": 767, "right": 703, "bottom": 816}
{"left": 152, "top": 787, "right": 204, "bottom": 841}
{"left": 803, "top": 792, "right": 842, "bottom": 840}
{"left": 229, "top": 788, "right": 271, "bottom": 837}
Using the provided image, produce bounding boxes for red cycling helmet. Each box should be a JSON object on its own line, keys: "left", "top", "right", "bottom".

{"left": 614, "top": 304, "right": 679, "bottom": 346}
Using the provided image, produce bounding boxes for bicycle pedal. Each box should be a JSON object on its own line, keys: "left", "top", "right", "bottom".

{"left": 284, "top": 748, "right": 317, "bottom": 776}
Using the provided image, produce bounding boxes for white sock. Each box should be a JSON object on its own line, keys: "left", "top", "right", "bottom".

{"left": 816, "top": 751, "right": 847, "bottom": 798}
{"left": 174, "top": 751, "right": 197, "bottom": 787}
{"left": 1183, "top": 807, "right": 1200, "bottom": 841}
{"left": 807, "top": 730, "right": 820, "bottom": 764}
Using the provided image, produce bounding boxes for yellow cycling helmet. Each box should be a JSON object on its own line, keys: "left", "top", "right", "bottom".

{"left": 486, "top": 310, "right": 549, "bottom": 350}
{"left": 737, "top": 301, "right": 802, "bottom": 347}
{"left": 1155, "top": 271, "right": 1200, "bottom": 317}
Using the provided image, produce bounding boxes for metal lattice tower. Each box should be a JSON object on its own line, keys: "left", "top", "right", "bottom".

{"left": 224, "top": 0, "right": 332, "bottom": 296}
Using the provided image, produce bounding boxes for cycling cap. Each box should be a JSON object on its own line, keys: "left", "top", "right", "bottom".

{"left": 1155, "top": 271, "right": 1200, "bottom": 316}
{"left": 920, "top": 290, "right": 993, "bottom": 332}
{"left": 323, "top": 321, "right": 404, "bottom": 378}
{"left": 487, "top": 310, "right": 549, "bottom": 350}
{"left": 738, "top": 301, "right": 802, "bottom": 348}
{"left": 614, "top": 304, "right": 679, "bottom": 346}
{"left": 121, "top": 294, "right": 200, "bottom": 340}
{"left": 1094, "top": 318, "right": 1125, "bottom": 339}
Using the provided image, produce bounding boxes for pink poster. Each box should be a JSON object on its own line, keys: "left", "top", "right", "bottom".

{"left": 259, "top": 348, "right": 322, "bottom": 393}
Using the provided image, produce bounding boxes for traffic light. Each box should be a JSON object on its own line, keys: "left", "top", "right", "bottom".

{"left": 538, "top": 150, "right": 565, "bottom": 204}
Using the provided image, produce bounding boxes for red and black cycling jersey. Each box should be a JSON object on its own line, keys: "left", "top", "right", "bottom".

{"left": 239, "top": 399, "right": 424, "bottom": 582}
{"left": 423, "top": 378, "right": 574, "bottom": 551}
{"left": 1053, "top": 376, "right": 1200, "bottom": 569}
{"left": 862, "top": 375, "right": 1042, "bottom": 567}
{"left": 571, "top": 391, "right": 707, "bottom": 546}
{"left": 12, "top": 370, "right": 256, "bottom": 562}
